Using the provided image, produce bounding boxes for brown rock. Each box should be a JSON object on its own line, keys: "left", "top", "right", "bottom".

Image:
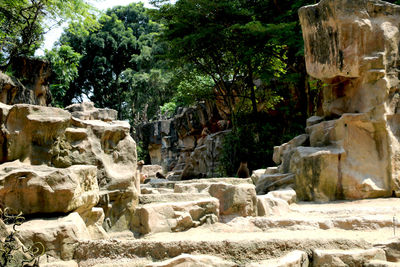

{"left": 174, "top": 182, "right": 257, "bottom": 218}
{"left": 131, "top": 198, "right": 219, "bottom": 234}
{"left": 312, "top": 248, "right": 386, "bottom": 267}
{"left": 0, "top": 162, "right": 99, "bottom": 214}
{"left": 17, "top": 212, "right": 91, "bottom": 260}
{"left": 146, "top": 254, "right": 237, "bottom": 267}
{"left": 247, "top": 250, "right": 309, "bottom": 267}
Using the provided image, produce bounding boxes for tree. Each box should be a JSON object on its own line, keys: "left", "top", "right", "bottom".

{"left": 45, "top": 45, "right": 81, "bottom": 107}
{"left": 59, "top": 3, "right": 173, "bottom": 121}
{"left": 0, "top": 0, "right": 98, "bottom": 67}
{"left": 152, "top": 0, "right": 290, "bottom": 122}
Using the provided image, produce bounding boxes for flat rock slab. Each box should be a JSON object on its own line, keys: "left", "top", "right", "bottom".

{"left": 132, "top": 198, "right": 219, "bottom": 234}
{"left": 146, "top": 254, "right": 236, "bottom": 267}
{"left": 148, "top": 178, "right": 253, "bottom": 189}
{"left": 139, "top": 193, "right": 211, "bottom": 204}
{"left": 312, "top": 248, "right": 386, "bottom": 267}
{"left": 74, "top": 229, "right": 375, "bottom": 263}
{"left": 174, "top": 182, "right": 257, "bottom": 218}
{"left": 247, "top": 250, "right": 309, "bottom": 267}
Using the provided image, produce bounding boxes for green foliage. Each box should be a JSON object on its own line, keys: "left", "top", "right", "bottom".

{"left": 171, "top": 70, "right": 214, "bottom": 106}
{"left": 60, "top": 3, "right": 173, "bottom": 122}
{"left": 152, "top": 0, "right": 319, "bottom": 121}
{"left": 160, "top": 101, "right": 177, "bottom": 118}
{"left": 0, "top": 0, "right": 98, "bottom": 66}
{"left": 221, "top": 112, "right": 304, "bottom": 176}
{"left": 45, "top": 45, "right": 81, "bottom": 107}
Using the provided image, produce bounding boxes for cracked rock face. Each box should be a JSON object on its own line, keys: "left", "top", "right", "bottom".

{"left": 275, "top": 0, "right": 400, "bottom": 201}
{"left": 0, "top": 102, "right": 138, "bottom": 231}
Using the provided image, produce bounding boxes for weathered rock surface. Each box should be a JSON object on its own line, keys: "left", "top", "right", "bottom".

{"left": 0, "top": 57, "right": 52, "bottom": 106}
{"left": 0, "top": 102, "right": 138, "bottom": 231}
{"left": 17, "top": 212, "right": 91, "bottom": 260}
{"left": 137, "top": 101, "right": 231, "bottom": 179}
{"left": 141, "top": 164, "right": 163, "bottom": 178}
{"left": 247, "top": 250, "right": 309, "bottom": 267}
{"left": 146, "top": 254, "right": 237, "bottom": 267}
{"left": 40, "top": 260, "right": 79, "bottom": 267}
{"left": 174, "top": 182, "right": 257, "bottom": 218}
{"left": 263, "top": 0, "right": 400, "bottom": 201}
{"left": 256, "top": 194, "right": 289, "bottom": 217}
{"left": 131, "top": 197, "right": 219, "bottom": 234}
{"left": 65, "top": 102, "right": 117, "bottom": 122}
{"left": 312, "top": 248, "right": 386, "bottom": 267}
{"left": 255, "top": 173, "right": 295, "bottom": 195}
{"left": 0, "top": 162, "right": 99, "bottom": 214}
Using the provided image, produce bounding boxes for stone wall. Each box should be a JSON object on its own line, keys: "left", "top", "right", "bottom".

{"left": 258, "top": 0, "right": 400, "bottom": 201}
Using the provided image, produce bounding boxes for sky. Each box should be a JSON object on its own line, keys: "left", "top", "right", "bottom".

{"left": 37, "top": 0, "right": 153, "bottom": 55}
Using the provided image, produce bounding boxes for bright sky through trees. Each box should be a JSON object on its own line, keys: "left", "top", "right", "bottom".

{"left": 38, "top": 0, "right": 153, "bottom": 55}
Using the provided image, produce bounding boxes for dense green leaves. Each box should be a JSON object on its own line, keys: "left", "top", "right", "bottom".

{"left": 0, "top": 0, "right": 98, "bottom": 66}
{"left": 46, "top": 45, "right": 81, "bottom": 107}
{"left": 57, "top": 3, "right": 173, "bottom": 122}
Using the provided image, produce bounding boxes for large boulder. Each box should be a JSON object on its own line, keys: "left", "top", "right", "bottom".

{"left": 16, "top": 212, "right": 91, "bottom": 260}
{"left": 0, "top": 103, "right": 138, "bottom": 231}
{"left": 174, "top": 182, "right": 257, "bottom": 219}
{"left": 264, "top": 0, "right": 400, "bottom": 201}
{"left": 131, "top": 197, "right": 219, "bottom": 234}
{"left": 0, "top": 162, "right": 99, "bottom": 214}
{"left": 312, "top": 248, "right": 386, "bottom": 267}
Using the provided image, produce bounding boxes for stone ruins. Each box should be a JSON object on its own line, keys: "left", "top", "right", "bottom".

{"left": 1, "top": 0, "right": 400, "bottom": 266}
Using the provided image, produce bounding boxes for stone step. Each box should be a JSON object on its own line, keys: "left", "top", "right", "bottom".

{"left": 365, "top": 260, "right": 400, "bottom": 267}
{"left": 144, "top": 177, "right": 253, "bottom": 189}
{"left": 141, "top": 187, "right": 174, "bottom": 194}
{"left": 312, "top": 248, "right": 386, "bottom": 266}
{"left": 131, "top": 197, "right": 219, "bottom": 235}
{"left": 234, "top": 215, "right": 395, "bottom": 231}
{"left": 74, "top": 230, "right": 374, "bottom": 265}
{"left": 139, "top": 193, "right": 211, "bottom": 204}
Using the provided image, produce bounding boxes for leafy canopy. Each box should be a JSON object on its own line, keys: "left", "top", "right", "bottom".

{"left": 0, "top": 0, "right": 98, "bottom": 66}
{"left": 56, "top": 3, "right": 173, "bottom": 122}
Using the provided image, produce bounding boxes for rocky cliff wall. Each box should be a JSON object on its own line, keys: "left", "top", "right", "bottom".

{"left": 257, "top": 0, "right": 400, "bottom": 201}
{"left": 0, "top": 57, "right": 52, "bottom": 106}
{"left": 137, "top": 101, "right": 230, "bottom": 179}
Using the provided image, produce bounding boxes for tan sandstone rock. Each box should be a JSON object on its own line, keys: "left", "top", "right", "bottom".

{"left": 146, "top": 254, "right": 237, "bottom": 267}
{"left": 40, "top": 260, "right": 79, "bottom": 267}
{"left": 65, "top": 102, "right": 117, "bottom": 122}
{"left": 0, "top": 102, "right": 138, "bottom": 231}
{"left": 257, "top": 194, "right": 290, "bottom": 217}
{"left": 0, "top": 162, "right": 99, "bottom": 214}
{"left": 174, "top": 182, "right": 257, "bottom": 218}
{"left": 264, "top": 0, "right": 400, "bottom": 201}
{"left": 131, "top": 198, "right": 219, "bottom": 234}
{"left": 16, "top": 212, "right": 91, "bottom": 260}
{"left": 312, "top": 248, "right": 386, "bottom": 267}
{"left": 80, "top": 207, "right": 109, "bottom": 240}
{"left": 247, "top": 250, "right": 309, "bottom": 267}
{"left": 141, "top": 164, "right": 163, "bottom": 178}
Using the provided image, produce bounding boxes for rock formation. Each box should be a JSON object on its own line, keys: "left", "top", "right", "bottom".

{"left": 257, "top": 0, "right": 400, "bottom": 202}
{"left": 0, "top": 102, "right": 138, "bottom": 232}
{"left": 137, "top": 101, "right": 231, "bottom": 179}
{"left": 0, "top": 57, "right": 52, "bottom": 106}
